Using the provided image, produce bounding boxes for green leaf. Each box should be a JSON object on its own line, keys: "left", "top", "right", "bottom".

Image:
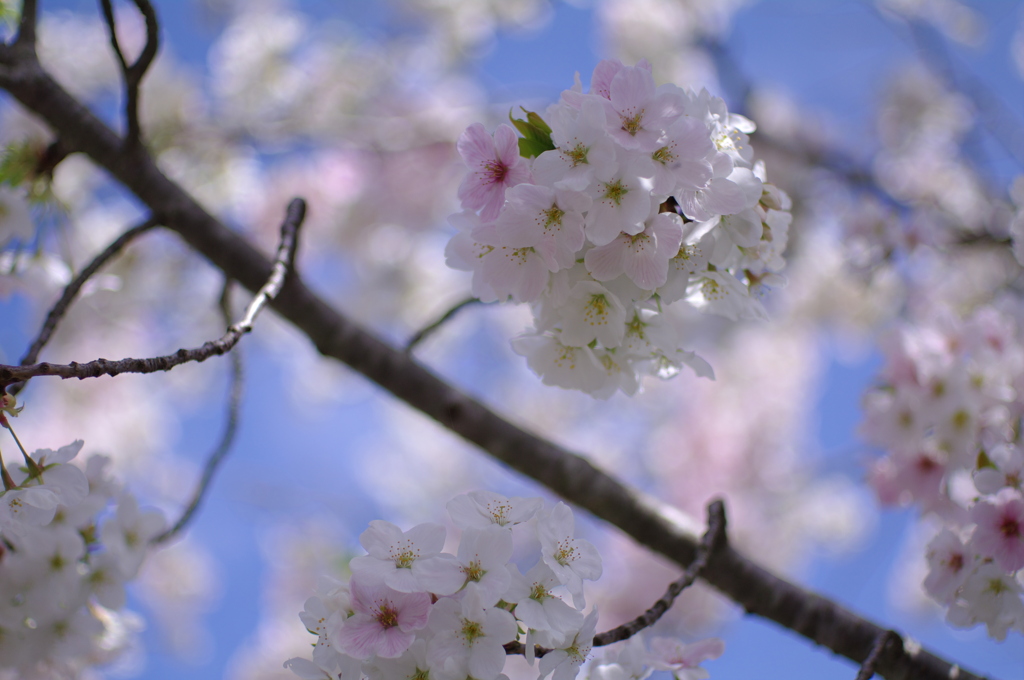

{"left": 524, "top": 110, "right": 552, "bottom": 135}
{"left": 509, "top": 107, "right": 555, "bottom": 159}
{"left": 0, "top": 140, "right": 39, "bottom": 188}
{"left": 0, "top": 1, "right": 18, "bottom": 27}
{"left": 976, "top": 449, "right": 996, "bottom": 470}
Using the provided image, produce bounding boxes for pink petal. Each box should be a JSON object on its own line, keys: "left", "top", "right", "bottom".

{"left": 590, "top": 59, "right": 624, "bottom": 99}
{"left": 377, "top": 627, "right": 416, "bottom": 659}
{"left": 493, "top": 124, "right": 522, "bottom": 166}
{"left": 584, "top": 238, "right": 627, "bottom": 281}
{"left": 457, "top": 123, "right": 495, "bottom": 167}
{"left": 624, "top": 235, "right": 666, "bottom": 290}
{"left": 337, "top": 615, "right": 389, "bottom": 659}
{"left": 610, "top": 67, "right": 655, "bottom": 116}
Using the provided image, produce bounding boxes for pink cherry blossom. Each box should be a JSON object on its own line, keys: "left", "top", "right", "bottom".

{"left": 969, "top": 491, "right": 1024, "bottom": 572}
{"left": 924, "top": 528, "right": 974, "bottom": 604}
{"left": 335, "top": 578, "right": 431, "bottom": 660}
{"left": 457, "top": 123, "right": 532, "bottom": 222}
{"left": 602, "top": 66, "right": 686, "bottom": 152}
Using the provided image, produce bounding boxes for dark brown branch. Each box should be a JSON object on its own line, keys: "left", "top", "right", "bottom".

{"left": 154, "top": 279, "right": 244, "bottom": 544}
{"left": 855, "top": 631, "right": 903, "bottom": 680}
{"left": 405, "top": 296, "right": 483, "bottom": 352}
{"left": 34, "top": 137, "right": 70, "bottom": 178}
{"left": 8, "top": 216, "right": 160, "bottom": 397}
{"left": 504, "top": 499, "right": 729, "bottom": 659}
{"left": 0, "top": 199, "right": 304, "bottom": 390}
{"left": 0, "top": 46, "right": 994, "bottom": 680}
{"left": 13, "top": 0, "right": 37, "bottom": 50}
{"left": 98, "top": 0, "right": 160, "bottom": 149}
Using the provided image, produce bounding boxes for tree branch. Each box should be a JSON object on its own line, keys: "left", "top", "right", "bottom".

{"left": 154, "top": 278, "right": 244, "bottom": 544}
{"left": 98, "top": 0, "right": 159, "bottom": 149}
{"left": 405, "top": 296, "right": 484, "bottom": 352}
{"left": 0, "top": 198, "right": 304, "bottom": 390}
{"left": 0, "top": 43, "right": 994, "bottom": 680}
{"left": 8, "top": 215, "right": 160, "bottom": 396}
{"left": 13, "top": 0, "right": 37, "bottom": 50}
{"left": 855, "top": 631, "right": 903, "bottom": 680}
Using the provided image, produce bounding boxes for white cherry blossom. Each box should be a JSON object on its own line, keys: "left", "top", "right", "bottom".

{"left": 537, "top": 502, "right": 602, "bottom": 608}
{"left": 557, "top": 281, "right": 628, "bottom": 349}
{"left": 426, "top": 591, "right": 517, "bottom": 680}
{"left": 447, "top": 490, "right": 541, "bottom": 529}
{"left": 351, "top": 520, "right": 463, "bottom": 595}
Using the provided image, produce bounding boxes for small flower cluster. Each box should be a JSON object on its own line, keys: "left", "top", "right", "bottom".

{"left": 445, "top": 59, "right": 791, "bottom": 397}
{"left": 0, "top": 438, "right": 166, "bottom": 675}
{"left": 285, "top": 491, "right": 723, "bottom": 680}
{"left": 862, "top": 305, "right": 1024, "bottom": 639}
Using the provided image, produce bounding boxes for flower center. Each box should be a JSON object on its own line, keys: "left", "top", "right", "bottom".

{"left": 542, "top": 206, "right": 564, "bottom": 231}
{"left": 483, "top": 160, "right": 509, "bottom": 186}
{"left": 626, "top": 314, "right": 646, "bottom": 339}
{"left": 529, "top": 582, "right": 551, "bottom": 601}
{"left": 652, "top": 146, "right": 675, "bottom": 165}
{"left": 986, "top": 577, "right": 1008, "bottom": 595}
{"left": 463, "top": 561, "right": 484, "bottom": 582}
{"left": 601, "top": 180, "right": 628, "bottom": 206}
{"left": 554, "top": 345, "right": 579, "bottom": 369}
{"left": 950, "top": 409, "right": 970, "bottom": 431}
{"left": 566, "top": 142, "right": 589, "bottom": 167}
{"left": 702, "top": 278, "right": 724, "bottom": 301}
{"left": 999, "top": 515, "right": 1021, "bottom": 539}
{"left": 393, "top": 550, "right": 417, "bottom": 568}
{"left": 915, "top": 455, "right": 939, "bottom": 474}
{"left": 583, "top": 295, "right": 611, "bottom": 327}
{"left": 461, "top": 619, "right": 484, "bottom": 643}
{"left": 620, "top": 109, "right": 645, "bottom": 136}
{"left": 554, "top": 539, "right": 577, "bottom": 566}
{"left": 487, "top": 502, "right": 511, "bottom": 524}
{"left": 375, "top": 603, "right": 400, "bottom": 629}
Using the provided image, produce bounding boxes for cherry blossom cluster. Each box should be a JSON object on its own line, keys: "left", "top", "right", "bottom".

{"left": 0, "top": 436, "right": 166, "bottom": 675}
{"left": 284, "top": 491, "right": 724, "bottom": 680}
{"left": 445, "top": 59, "right": 791, "bottom": 397}
{"left": 862, "top": 303, "right": 1024, "bottom": 639}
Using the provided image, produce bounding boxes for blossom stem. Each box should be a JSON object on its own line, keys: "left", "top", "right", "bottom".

{"left": 4, "top": 422, "right": 41, "bottom": 478}
{"left": 0, "top": 446, "right": 16, "bottom": 491}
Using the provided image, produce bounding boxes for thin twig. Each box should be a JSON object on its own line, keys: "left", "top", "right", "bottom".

{"left": 504, "top": 500, "right": 729, "bottom": 658}
{"left": 98, "top": 0, "right": 160, "bottom": 149}
{"left": 9, "top": 216, "right": 160, "bottom": 397}
{"left": 154, "top": 279, "right": 244, "bottom": 544}
{"left": 594, "top": 499, "right": 727, "bottom": 646}
{"left": 855, "top": 631, "right": 902, "bottom": 680}
{"left": 13, "top": 0, "right": 37, "bottom": 49}
{"left": 405, "top": 297, "right": 483, "bottom": 352}
{"left": 0, "top": 198, "right": 305, "bottom": 390}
